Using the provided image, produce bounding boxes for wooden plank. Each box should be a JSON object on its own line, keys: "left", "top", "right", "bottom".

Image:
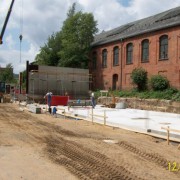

{"left": 161, "top": 127, "right": 168, "bottom": 130}
{"left": 169, "top": 128, "right": 180, "bottom": 133}
{"left": 161, "top": 127, "right": 180, "bottom": 133}
{"left": 161, "top": 126, "right": 180, "bottom": 145}
{"left": 57, "top": 111, "right": 85, "bottom": 120}
{"left": 104, "top": 110, "right": 106, "bottom": 126}
{"left": 89, "top": 113, "right": 108, "bottom": 118}
{"left": 91, "top": 108, "right": 93, "bottom": 124}
{"left": 57, "top": 108, "right": 65, "bottom": 111}
{"left": 167, "top": 126, "right": 170, "bottom": 145}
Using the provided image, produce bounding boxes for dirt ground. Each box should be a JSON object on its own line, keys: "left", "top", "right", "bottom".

{"left": 0, "top": 103, "right": 180, "bottom": 180}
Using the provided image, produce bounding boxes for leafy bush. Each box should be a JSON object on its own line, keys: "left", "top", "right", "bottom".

{"left": 149, "top": 75, "right": 169, "bottom": 91}
{"left": 131, "top": 67, "right": 148, "bottom": 91}
{"left": 172, "top": 91, "right": 180, "bottom": 101}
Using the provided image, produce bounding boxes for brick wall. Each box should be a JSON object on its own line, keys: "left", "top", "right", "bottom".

{"left": 90, "top": 26, "right": 180, "bottom": 90}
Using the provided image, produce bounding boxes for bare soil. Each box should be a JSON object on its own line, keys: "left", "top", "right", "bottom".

{"left": 0, "top": 103, "right": 180, "bottom": 180}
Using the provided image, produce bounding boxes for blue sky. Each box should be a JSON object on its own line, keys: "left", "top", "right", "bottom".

{"left": 0, "top": 0, "right": 180, "bottom": 74}
{"left": 118, "top": 0, "right": 131, "bottom": 7}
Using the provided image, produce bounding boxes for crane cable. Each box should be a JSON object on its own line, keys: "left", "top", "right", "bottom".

{"left": 19, "top": 0, "right": 23, "bottom": 63}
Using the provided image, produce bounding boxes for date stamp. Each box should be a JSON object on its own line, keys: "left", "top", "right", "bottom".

{"left": 168, "top": 162, "right": 180, "bottom": 172}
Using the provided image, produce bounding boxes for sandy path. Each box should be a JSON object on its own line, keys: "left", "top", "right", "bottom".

{"left": 0, "top": 103, "right": 180, "bottom": 180}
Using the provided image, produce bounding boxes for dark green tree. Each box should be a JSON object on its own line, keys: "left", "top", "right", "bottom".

{"left": 21, "top": 70, "right": 26, "bottom": 89}
{"left": 67, "top": 2, "right": 76, "bottom": 17}
{"left": 59, "top": 3, "right": 98, "bottom": 68}
{"left": 0, "top": 63, "right": 15, "bottom": 83}
{"left": 35, "top": 32, "right": 62, "bottom": 66}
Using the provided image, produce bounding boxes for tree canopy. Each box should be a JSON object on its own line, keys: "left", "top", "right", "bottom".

{"left": 35, "top": 32, "right": 62, "bottom": 66}
{"left": 34, "top": 3, "right": 98, "bottom": 68}
{"left": 59, "top": 9, "right": 98, "bottom": 68}
{"left": 0, "top": 63, "right": 16, "bottom": 83}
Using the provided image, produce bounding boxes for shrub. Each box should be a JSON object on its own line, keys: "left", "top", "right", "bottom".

{"left": 172, "top": 91, "right": 180, "bottom": 101}
{"left": 131, "top": 67, "right": 148, "bottom": 91}
{"left": 149, "top": 75, "right": 169, "bottom": 91}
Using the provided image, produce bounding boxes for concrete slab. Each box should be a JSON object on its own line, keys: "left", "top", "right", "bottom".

{"left": 55, "top": 105, "right": 180, "bottom": 142}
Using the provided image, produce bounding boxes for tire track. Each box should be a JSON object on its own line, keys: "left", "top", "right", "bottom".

{"left": 0, "top": 105, "right": 144, "bottom": 179}
{"left": 118, "top": 141, "right": 167, "bottom": 167}
{"left": 1, "top": 104, "right": 179, "bottom": 179}
{"left": 45, "top": 136, "right": 144, "bottom": 180}
{"left": 117, "top": 140, "right": 180, "bottom": 176}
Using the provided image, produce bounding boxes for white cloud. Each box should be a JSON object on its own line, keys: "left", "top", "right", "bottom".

{"left": 0, "top": 0, "right": 180, "bottom": 74}
{"left": 11, "top": 0, "right": 69, "bottom": 47}
{"left": 128, "top": 0, "right": 180, "bottom": 19}
{"left": 76, "top": 0, "right": 180, "bottom": 31}
{"left": 5, "top": 34, "right": 15, "bottom": 49}
{"left": 0, "top": 49, "right": 24, "bottom": 74}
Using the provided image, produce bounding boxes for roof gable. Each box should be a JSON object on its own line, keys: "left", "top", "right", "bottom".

{"left": 92, "top": 6, "right": 180, "bottom": 46}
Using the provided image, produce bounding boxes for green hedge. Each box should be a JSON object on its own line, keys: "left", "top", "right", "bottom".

{"left": 94, "top": 88, "right": 180, "bottom": 101}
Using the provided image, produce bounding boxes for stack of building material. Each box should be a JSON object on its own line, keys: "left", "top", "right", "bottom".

{"left": 28, "top": 104, "right": 41, "bottom": 114}
{"left": 4, "top": 94, "right": 11, "bottom": 103}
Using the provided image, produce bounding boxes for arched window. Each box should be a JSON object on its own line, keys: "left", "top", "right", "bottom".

{"left": 102, "top": 49, "right": 107, "bottom": 68}
{"left": 113, "top": 46, "right": 119, "bottom": 66}
{"left": 126, "top": 43, "right": 133, "bottom": 64}
{"left": 159, "top": 35, "right": 168, "bottom": 60}
{"left": 92, "top": 52, "right": 97, "bottom": 69}
{"left": 141, "top": 39, "right": 149, "bottom": 62}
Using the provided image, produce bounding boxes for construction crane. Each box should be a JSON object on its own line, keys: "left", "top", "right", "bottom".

{"left": 0, "top": 0, "right": 15, "bottom": 44}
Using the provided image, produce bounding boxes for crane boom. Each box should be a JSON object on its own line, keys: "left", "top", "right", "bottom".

{"left": 0, "top": 0, "right": 15, "bottom": 44}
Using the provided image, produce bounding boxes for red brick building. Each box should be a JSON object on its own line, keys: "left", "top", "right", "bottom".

{"left": 90, "top": 6, "right": 180, "bottom": 90}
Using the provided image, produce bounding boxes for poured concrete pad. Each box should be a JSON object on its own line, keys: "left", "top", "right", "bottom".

{"left": 56, "top": 105, "right": 180, "bottom": 142}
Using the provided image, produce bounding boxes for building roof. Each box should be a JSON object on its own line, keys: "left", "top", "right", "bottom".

{"left": 92, "top": 6, "right": 180, "bottom": 47}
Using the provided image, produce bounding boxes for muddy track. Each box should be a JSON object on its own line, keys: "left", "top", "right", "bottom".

{"left": 34, "top": 120, "right": 84, "bottom": 138}
{"left": 0, "top": 105, "right": 144, "bottom": 179}
{"left": 1, "top": 104, "right": 180, "bottom": 180}
{"left": 117, "top": 141, "right": 180, "bottom": 178}
{"left": 0, "top": 106, "right": 107, "bottom": 141}
{"left": 117, "top": 141, "right": 180, "bottom": 177}
{"left": 0, "top": 113, "right": 143, "bottom": 179}
{"left": 118, "top": 141, "right": 167, "bottom": 167}
{"left": 45, "top": 136, "right": 144, "bottom": 180}
{"left": 0, "top": 107, "right": 80, "bottom": 137}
